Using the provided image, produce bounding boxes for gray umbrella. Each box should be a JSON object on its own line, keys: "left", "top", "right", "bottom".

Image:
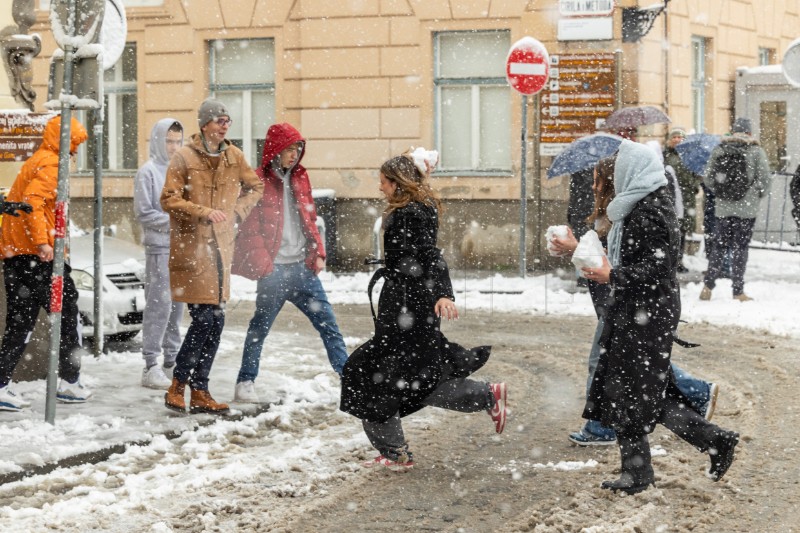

{"left": 601, "top": 105, "right": 671, "bottom": 130}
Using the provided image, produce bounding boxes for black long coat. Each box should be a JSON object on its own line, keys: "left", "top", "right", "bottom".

{"left": 340, "top": 201, "right": 490, "bottom": 423}
{"left": 583, "top": 187, "right": 687, "bottom": 433}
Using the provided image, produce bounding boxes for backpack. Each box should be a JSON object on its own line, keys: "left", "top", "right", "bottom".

{"left": 708, "top": 143, "right": 752, "bottom": 201}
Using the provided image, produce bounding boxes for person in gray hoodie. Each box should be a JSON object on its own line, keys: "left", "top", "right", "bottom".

{"left": 134, "top": 118, "right": 186, "bottom": 389}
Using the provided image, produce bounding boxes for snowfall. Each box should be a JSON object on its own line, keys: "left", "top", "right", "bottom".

{"left": 0, "top": 243, "right": 797, "bottom": 530}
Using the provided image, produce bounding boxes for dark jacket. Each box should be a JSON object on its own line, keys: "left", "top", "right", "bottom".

{"left": 703, "top": 135, "right": 771, "bottom": 219}
{"left": 340, "top": 201, "right": 490, "bottom": 423}
{"left": 231, "top": 123, "right": 325, "bottom": 280}
{"left": 664, "top": 146, "right": 700, "bottom": 232}
{"left": 583, "top": 187, "right": 687, "bottom": 433}
{"left": 567, "top": 167, "right": 595, "bottom": 239}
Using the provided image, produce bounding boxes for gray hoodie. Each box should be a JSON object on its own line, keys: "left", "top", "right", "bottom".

{"left": 134, "top": 118, "right": 183, "bottom": 252}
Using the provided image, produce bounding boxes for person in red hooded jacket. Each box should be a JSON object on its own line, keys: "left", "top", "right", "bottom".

{"left": 231, "top": 123, "right": 348, "bottom": 403}
{"left": 0, "top": 115, "right": 91, "bottom": 411}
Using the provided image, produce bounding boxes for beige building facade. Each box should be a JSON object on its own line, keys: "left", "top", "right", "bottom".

{"left": 19, "top": 0, "right": 800, "bottom": 269}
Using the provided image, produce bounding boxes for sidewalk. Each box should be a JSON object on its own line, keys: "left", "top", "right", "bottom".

{"left": 0, "top": 299, "right": 364, "bottom": 485}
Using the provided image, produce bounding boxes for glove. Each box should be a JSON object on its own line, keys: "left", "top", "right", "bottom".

{"left": 0, "top": 200, "right": 33, "bottom": 217}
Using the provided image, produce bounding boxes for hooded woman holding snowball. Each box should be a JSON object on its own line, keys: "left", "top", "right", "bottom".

{"left": 580, "top": 140, "right": 739, "bottom": 494}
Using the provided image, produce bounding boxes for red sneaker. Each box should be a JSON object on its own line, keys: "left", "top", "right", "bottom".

{"left": 488, "top": 382, "right": 508, "bottom": 434}
{"left": 362, "top": 455, "right": 414, "bottom": 472}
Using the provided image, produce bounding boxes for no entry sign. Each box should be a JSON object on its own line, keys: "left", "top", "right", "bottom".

{"left": 506, "top": 37, "right": 550, "bottom": 95}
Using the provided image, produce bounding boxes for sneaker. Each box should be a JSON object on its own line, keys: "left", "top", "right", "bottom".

{"left": 568, "top": 430, "right": 617, "bottom": 446}
{"left": 141, "top": 365, "right": 172, "bottom": 390}
{"left": 162, "top": 362, "right": 175, "bottom": 380}
{"left": 0, "top": 384, "right": 30, "bottom": 412}
{"left": 702, "top": 383, "right": 720, "bottom": 421}
{"left": 699, "top": 285, "right": 712, "bottom": 301}
{"left": 234, "top": 381, "right": 259, "bottom": 403}
{"left": 733, "top": 293, "right": 753, "bottom": 302}
{"left": 56, "top": 379, "right": 92, "bottom": 403}
{"left": 488, "top": 382, "right": 508, "bottom": 434}
{"left": 362, "top": 454, "right": 414, "bottom": 472}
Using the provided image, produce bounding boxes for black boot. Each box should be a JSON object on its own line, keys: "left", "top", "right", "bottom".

{"left": 602, "top": 433, "right": 655, "bottom": 495}
{"left": 708, "top": 431, "right": 739, "bottom": 481}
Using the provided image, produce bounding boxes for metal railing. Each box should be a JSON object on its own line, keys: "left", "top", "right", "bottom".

{"left": 752, "top": 171, "right": 800, "bottom": 251}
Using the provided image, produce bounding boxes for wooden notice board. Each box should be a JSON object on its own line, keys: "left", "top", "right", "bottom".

{"left": 539, "top": 53, "right": 617, "bottom": 156}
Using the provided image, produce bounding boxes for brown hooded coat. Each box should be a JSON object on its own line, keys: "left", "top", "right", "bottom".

{"left": 161, "top": 133, "right": 263, "bottom": 305}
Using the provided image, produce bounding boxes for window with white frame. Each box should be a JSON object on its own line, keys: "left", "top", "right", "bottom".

{"left": 691, "top": 36, "right": 707, "bottom": 134}
{"left": 80, "top": 42, "right": 138, "bottom": 171}
{"left": 209, "top": 39, "right": 276, "bottom": 168}
{"left": 758, "top": 47, "right": 775, "bottom": 66}
{"left": 434, "top": 31, "right": 511, "bottom": 173}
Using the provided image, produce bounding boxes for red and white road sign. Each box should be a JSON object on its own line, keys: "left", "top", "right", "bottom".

{"left": 506, "top": 37, "right": 550, "bottom": 95}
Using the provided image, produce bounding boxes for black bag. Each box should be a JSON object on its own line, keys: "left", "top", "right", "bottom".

{"left": 709, "top": 143, "right": 752, "bottom": 201}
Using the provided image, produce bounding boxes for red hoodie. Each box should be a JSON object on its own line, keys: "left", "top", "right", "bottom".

{"left": 231, "top": 123, "right": 325, "bottom": 280}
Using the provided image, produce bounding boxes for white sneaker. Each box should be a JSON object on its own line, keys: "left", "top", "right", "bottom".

{"left": 56, "top": 379, "right": 92, "bottom": 403}
{"left": 162, "top": 363, "right": 175, "bottom": 380}
{"left": 142, "top": 365, "right": 172, "bottom": 390}
{"left": 0, "top": 384, "right": 30, "bottom": 411}
{"left": 234, "top": 381, "right": 259, "bottom": 403}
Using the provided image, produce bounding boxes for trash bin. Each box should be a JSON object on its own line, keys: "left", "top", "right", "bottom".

{"left": 312, "top": 188, "right": 337, "bottom": 267}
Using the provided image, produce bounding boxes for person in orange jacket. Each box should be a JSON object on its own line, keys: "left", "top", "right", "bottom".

{"left": 0, "top": 114, "right": 91, "bottom": 412}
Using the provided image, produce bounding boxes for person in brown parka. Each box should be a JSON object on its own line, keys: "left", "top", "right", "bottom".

{"left": 161, "top": 98, "right": 263, "bottom": 414}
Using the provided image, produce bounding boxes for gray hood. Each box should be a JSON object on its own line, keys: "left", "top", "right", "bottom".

{"left": 149, "top": 118, "right": 183, "bottom": 168}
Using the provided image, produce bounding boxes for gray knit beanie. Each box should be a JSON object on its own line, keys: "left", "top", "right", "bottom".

{"left": 197, "top": 98, "right": 230, "bottom": 128}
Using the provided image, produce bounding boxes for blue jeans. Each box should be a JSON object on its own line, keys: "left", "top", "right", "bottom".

{"left": 173, "top": 304, "right": 225, "bottom": 391}
{"left": 237, "top": 262, "right": 348, "bottom": 382}
{"left": 584, "top": 319, "right": 711, "bottom": 437}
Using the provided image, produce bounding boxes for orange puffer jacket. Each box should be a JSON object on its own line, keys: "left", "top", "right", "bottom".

{"left": 1, "top": 115, "right": 88, "bottom": 258}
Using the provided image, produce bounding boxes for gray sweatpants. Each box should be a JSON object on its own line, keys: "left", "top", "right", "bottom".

{"left": 142, "top": 252, "right": 185, "bottom": 368}
{"left": 362, "top": 378, "right": 493, "bottom": 455}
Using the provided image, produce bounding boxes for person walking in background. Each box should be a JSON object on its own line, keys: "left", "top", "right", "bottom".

{"left": 0, "top": 115, "right": 91, "bottom": 411}
{"left": 581, "top": 140, "right": 738, "bottom": 495}
{"left": 161, "top": 98, "right": 264, "bottom": 415}
{"left": 567, "top": 167, "right": 595, "bottom": 240}
{"left": 134, "top": 118, "right": 186, "bottom": 390}
{"left": 551, "top": 155, "right": 719, "bottom": 447}
{"left": 700, "top": 118, "right": 772, "bottom": 302}
{"left": 340, "top": 153, "right": 507, "bottom": 471}
{"left": 663, "top": 126, "right": 702, "bottom": 272}
{"left": 231, "top": 123, "right": 348, "bottom": 404}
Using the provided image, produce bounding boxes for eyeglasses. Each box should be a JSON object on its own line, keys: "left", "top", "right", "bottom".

{"left": 214, "top": 117, "right": 232, "bottom": 127}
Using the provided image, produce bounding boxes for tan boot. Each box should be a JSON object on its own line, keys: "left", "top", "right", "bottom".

{"left": 733, "top": 293, "right": 753, "bottom": 302}
{"left": 699, "top": 285, "right": 712, "bottom": 301}
{"left": 165, "top": 378, "right": 187, "bottom": 413}
{"left": 190, "top": 389, "right": 230, "bottom": 415}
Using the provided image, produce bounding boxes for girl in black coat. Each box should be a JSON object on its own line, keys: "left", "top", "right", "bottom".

{"left": 581, "top": 141, "right": 739, "bottom": 494}
{"left": 340, "top": 154, "right": 507, "bottom": 471}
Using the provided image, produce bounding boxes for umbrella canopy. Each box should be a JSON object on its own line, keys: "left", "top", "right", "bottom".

{"left": 547, "top": 133, "right": 623, "bottom": 179}
{"left": 601, "top": 105, "right": 671, "bottom": 130}
{"left": 674, "top": 133, "right": 722, "bottom": 175}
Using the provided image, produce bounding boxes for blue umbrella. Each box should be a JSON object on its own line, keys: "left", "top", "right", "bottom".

{"left": 674, "top": 133, "right": 721, "bottom": 175}
{"left": 547, "top": 133, "right": 623, "bottom": 179}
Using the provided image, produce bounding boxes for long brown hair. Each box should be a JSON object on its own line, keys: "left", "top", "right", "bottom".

{"left": 586, "top": 155, "right": 617, "bottom": 238}
{"left": 380, "top": 155, "right": 442, "bottom": 215}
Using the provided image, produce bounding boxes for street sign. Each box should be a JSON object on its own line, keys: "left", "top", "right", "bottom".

{"left": 539, "top": 53, "right": 617, "bottom": 154}
{"left": 506, "top": 37, "right": 550, "bottom": 95}
{"left": 99, "top": 0, "right": 128, "bottom": 70}
{"left": 0, "top": 113, "right": 55, "bottom": 161}
{"left": 783, "top": 37, "right": 800, "bottom": 88}
{"left": 50, "top": 0, "right": 106, "bottom": 50}
{"left": 559, "top": 0, "right": 615, "bottom": 17}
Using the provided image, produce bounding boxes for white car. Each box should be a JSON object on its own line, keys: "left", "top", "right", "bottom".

{"left": 68, "top": 232, "right": 146, "bottom": 342}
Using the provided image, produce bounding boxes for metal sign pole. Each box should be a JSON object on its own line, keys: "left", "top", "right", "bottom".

{"left": 93, "top": 117, "right": 103, "bottom": 357}
{"left": 519, "top": 94, "right": 528, "bottom": 278}
{"left": 532, "top": 92, "right": 543, "bottom": 273}
{"left": 46, "top": 0, "right": 77, "bottom": 425}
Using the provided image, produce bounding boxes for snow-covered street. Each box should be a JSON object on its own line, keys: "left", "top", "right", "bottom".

{"left": 0, "top": 247, "right": 798, "bottom": 532}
